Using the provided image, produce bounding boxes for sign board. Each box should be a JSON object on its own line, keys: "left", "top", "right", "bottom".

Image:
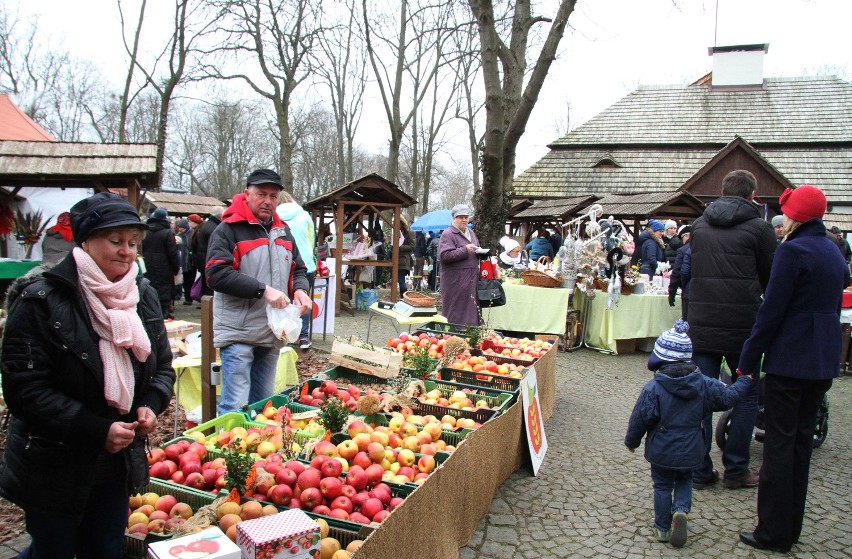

{"left": 520, "top": 365, "right": 548, "bottom": 475}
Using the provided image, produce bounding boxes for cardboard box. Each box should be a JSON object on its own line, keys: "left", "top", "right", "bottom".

{"left": 237, "top": 510, "right": 320, "bottom": 559}
{"left": 147, "top": 527, "right": 240, "bottom": 559}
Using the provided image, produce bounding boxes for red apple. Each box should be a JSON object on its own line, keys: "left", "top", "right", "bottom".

{"left": 319, "top": 476, "right": 343, "bottom": 499}
{"left": 267, "top": 483, "right": 293, "bottom": 505}
{"left": 185, "top": 472, "right": 205, "bottom": 490}
{"left": 328, "top": 508, "right": 350, "bottom": 520}
{"left": 320, "top": 459, "right": 343, "bottom": 479}
{"left": 329, "top": 495, "right": 353, "bottom": 514}
{"left": 369, "top": 487, "right": 392, "bottom": 506}
{"left": 147, "top": 447, "right": 165, "bottom": 465}
{"left": 349, "top": 512, "right": 371, "bottom": 524}
{"left": 360, "top": 498, "right": 384, "bottom": 520}
{"left": 149, "top": 462, "right": 170, "bottom": 479}
{"left": 155, "top": 495, "right": 177, "bottom": 514}
{"left": 337, "top": 440, "right": 358, "bottom": 461}
{"left": 288, "top": 498, "right": 302, "bottom": 510}
{"left": 297, "top": 468, "right": 322, "bottom": 491}
{"left": 186, "top": 442, "right": 207, "bottom": 460}
{"left": 163, "top": 444, "right": 182, "bottom": 462}
{"left": 352, "top": 452, "right": 372, "bottom": 470}
{"left": 181, "top": 461, "right": 202, "bottom": 478}
{"left": 170, "top": 503, "right": 193, "bottom": 519}
{"left": 284, "top": 460, "right": 306, "bottom": 475}
{"left": 388, "top": 497, "right": 404, "bottom": 512}
{"left": 322, "top": 381, "right": 338, "bottom": 396}
{"left": 314, "top": 440, "right": 338, "bottom": 458}
{"left": 169, "top": 471, "right": 185, "bottom": 485}
{"left": 351, "top": 491, "right": 369, "bottom": 509}
{"left": 346, "top": 466, "right": 368, "bottom": 491}
{"left": 299, "top": 487, "right": 323, "bottom": 509}
{"left": 340, "top": 484, "right": 357, "bottom": 499}
{"left": 347, "top": 385, "right": 362, "bottom": 400}
{"left": 310, "top": 454, "right": 329, "bottom": 470}
{"left": 364, "top": 464, "right": 385, "bottom": 488}
{"left": 312, "top": 505, "right": 331, "bottom": 516}
{"left": 275, "top": 468, "right": 298, "bottom": 488}
{"left": 372, "top": 509, "right": 390, "bottom": 523}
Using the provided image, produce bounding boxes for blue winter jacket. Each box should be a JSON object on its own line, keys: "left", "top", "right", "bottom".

{"left": 625, "top": 362, "right": 753, "bottom": 470}
{"left": 638, "top": 231, "right": 664, "bottom": 276}
{"left": 739, "top": 218, "right": 851, "bottom": 380}
{"left": 525, "top": 237, "right": 554, "bottom": 262}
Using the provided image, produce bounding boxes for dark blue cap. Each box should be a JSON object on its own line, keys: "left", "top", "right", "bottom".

{"left": 70, "top": 193, "right": 145, "bottom": 245}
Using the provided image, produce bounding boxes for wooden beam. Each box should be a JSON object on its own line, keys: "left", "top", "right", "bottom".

{"left": 200, "top": 295, "right": 217, "bottom": 423}
{"left": 335, "top": 202, "right": 344, "bottom": 315}
{"left": 391, "top": 206, "right": 400, "bottom": 301}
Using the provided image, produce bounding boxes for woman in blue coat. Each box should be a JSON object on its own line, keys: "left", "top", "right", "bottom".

{"left": 638, "top": 219, "right": 666, "bottom": 276}
{"left": 736, "top": 185, "right": 850, "bottom": 554}
{"left": 525, "top": 228, "right": 554, "bottom": 262}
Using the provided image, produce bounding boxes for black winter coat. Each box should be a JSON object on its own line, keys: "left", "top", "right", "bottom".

{"left": 688, "top": 196, "right": 776, "bottom": 354}
{"left": 194, "top": 216, "right": 221, "bottom": 271}
{"left": 143, "top": 218, "right": 179, "bottom": 305}
{"left": 665, "top": 235, "right": 683, "bottom": 266}
{"left": 0, "top": 256, "right": 175, "bottom": 520}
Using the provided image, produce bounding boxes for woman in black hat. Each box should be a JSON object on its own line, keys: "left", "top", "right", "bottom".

{"left": 0, "top": 192, "right": 175, "bottom": 558}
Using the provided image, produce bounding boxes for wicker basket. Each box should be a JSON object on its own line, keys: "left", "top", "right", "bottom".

{"left": 620, "top": 281, "right": 636, "bottom": 295}
{"left": 521, "top": 269, "right": 562, "bottom": 288}
{"left": 403, "top": 291, "right": 436, "bottom": 307}
{"left": 593, "top": 278, "right": 609, "bottom": 291}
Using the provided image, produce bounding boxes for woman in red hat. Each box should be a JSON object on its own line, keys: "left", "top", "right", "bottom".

{"left": 736, "top": 185, "right": 850, "bottom": 553}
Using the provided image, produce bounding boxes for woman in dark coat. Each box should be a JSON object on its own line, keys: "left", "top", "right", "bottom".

{"left": 439, "top": 204, "right": 480, "bottom": 325}
{"left": 736, "top": 185, "right": 850, "bottom": 554}
{"left": 143, "top": 207, "right": 179, "bottom": 318}
{"left": 0, "top": 193, "right": 175, "bottom": 558}
{"left": 639, "top": 219, "right": 666, "bottom": 276}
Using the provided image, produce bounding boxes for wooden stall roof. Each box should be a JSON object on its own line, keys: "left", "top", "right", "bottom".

{"left": 304, "top": 173, "right": 416, "bottom": 210}
{"left": 513, "top": 196, "right": 599, "bottom": 220}
{"left": 823, "top": 214, "right": 852, "bottom": 233}
{"left": 143, "top": 191, "right": 225, "bottom": 217}
{"left": 0, "top": 140, "right": 159, "bottom": 190}
{"left": 577, "top": 191, "right": 706, "bottom": 221}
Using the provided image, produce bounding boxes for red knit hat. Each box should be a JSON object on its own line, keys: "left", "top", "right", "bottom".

{"left": 188, "top": 213, "right": 204, "bottom": 224}
{"left": 780, "top": 185, "right": 826, "bottom": 223}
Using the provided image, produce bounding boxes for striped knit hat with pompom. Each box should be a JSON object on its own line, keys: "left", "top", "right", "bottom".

{"left": 648, "top": 319, "right": 692, "bottom": 370}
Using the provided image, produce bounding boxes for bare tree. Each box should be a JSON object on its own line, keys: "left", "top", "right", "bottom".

{"left": 360, "top": 0, "right": 450, "bottom": 184}
{"left": 315, "top": 0, "right": 366, "bottom": 185}
{"left": 207, "top": 0, "right": 326, "bottom": 193}
{"left": 449, "top": 10, "right": 484, "bottom": 196}
{"left": 467, "top": 0, "right": 577, "bottom": 248}
{"left": 118, "top": 0, "right": 214, "bottom": 187}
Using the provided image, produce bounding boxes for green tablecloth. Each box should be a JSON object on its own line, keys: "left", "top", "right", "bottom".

{"left": 481, "top": 282, "right": 570, "bottom": 335}
{"left": 574, "top": 289, "right": 682, "bottom": 353}
{"left": 0, "top": 260, "right": 40, "bottom": 280}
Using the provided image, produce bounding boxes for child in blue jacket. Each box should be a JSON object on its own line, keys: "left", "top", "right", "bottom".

{"left": 625, "top": 320, "right": 753, "bottom": 548}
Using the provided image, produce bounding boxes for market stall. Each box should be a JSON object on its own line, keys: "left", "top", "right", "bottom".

{"left": 481, "top": 282, "right": 570, "bottom": 337}
{"left": 574, "top": 288, "right": 682, "bottom": 353}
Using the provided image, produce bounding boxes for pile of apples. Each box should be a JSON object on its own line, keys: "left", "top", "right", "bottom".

{"left": 417, "top": 387, "right": 497, "bottom": 412}
{"left": 147, "top": 438, "right": 226, "bottom": 491}
{"left": 295, "top": 379, "right": 384, "bottom": 412}
{"left": 199, "top": 424, "right": 293, "bottom": 458}
{"left": 386, "top": 332, "right": 449, "bottom": 359}
{"left": 447, "top": 355, "right": 527, "bottom": 379}
{"left": 481, "top": 337, "right": 553, "bottom": 360}
{"left": 214, "top": 498, "right": 280, "bottom": 542}
{"left": 126, "top": 492, "right": 197, "bottom": 537}
{"left": 248, "top": 456, "right": 405, "bottom": 525}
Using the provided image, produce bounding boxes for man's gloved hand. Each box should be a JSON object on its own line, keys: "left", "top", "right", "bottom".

{"left": 668, "top": 291, "right": 676, "bottom": 307}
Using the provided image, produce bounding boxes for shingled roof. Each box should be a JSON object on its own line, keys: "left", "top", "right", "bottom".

{"left": 513, "top": 76, "right": 852, "bottom": 210}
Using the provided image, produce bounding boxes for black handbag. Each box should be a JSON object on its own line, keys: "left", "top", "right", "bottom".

{"left": 477, "top": 279, "right": 506, "bottom": 307}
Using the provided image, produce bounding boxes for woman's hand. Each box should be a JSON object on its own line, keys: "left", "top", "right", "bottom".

{"left": 466, "top": 244, "right": 476, "bottom": 253}
{"left": 104, "top": 421, "right": 139, "bottom": 453}
{"left": 136, "top": 406, "right": 158, "bottom": 436}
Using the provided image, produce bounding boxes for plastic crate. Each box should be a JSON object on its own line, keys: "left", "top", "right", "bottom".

{"left": 411, "top": 379, "right": 513, "bottom": 423}
{"left": 413, "top": 321, "right": 472, "bottom": 337}
{"left": 434, "top": 367, "right": 524, "bottom": 392}
{"left": 355, "top": 414, "right": 469, "bottom": 448}
{"left": 123, "top": 479, "right": 218, "bottom": 558}
{"left": 184, "top": 412, "right": 268, "bottom": 439}
{"left": 241, "top": 395, "right": 320, "bottom": 422}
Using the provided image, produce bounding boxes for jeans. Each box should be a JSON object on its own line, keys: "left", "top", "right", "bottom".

{"left": 218, "top": 343, "right": 280, "bottom": 415}
{"left": 299, "top": 272, "right": 316, "bottom": 341}
{"left": 650, "top": 465, "right": 693, "bottom": 532}
{"left": 692, "top": 352, "right": 759, "bottom": 480}
{"left": 20, "top": 478, "right": 127, "bottom": 559}
{"left": 398, "top": 272, "right": 408, "bottom": 297}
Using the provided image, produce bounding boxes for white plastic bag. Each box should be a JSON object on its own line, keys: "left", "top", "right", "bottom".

{"left": 267, "top": 304, "right": 302, "bottom": 342}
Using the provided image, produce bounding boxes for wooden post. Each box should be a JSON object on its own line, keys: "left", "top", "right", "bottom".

{"left": 200, "top": 295, "right": 217, "bottom": 422}
{"left": 335, "top": 202, "right": 345, "bottom": 315}
{"left": 391, "top": 206, "right": 400, "bottom": 301}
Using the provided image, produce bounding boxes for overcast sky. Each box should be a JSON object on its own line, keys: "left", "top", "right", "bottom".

{"left": 11, "top": 0, "right": 851, "bottom": 175}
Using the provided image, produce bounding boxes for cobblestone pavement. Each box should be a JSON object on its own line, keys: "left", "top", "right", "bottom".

{"left": 2, "top": 306, "right": 850, "bottom": 558}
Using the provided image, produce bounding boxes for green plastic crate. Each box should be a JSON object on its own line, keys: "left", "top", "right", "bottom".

{"left": 123, "top": 478, "right": 218, "bottom": 558}
{"left": 184, "top": 412, "right": 268, "bottom": 439}
{"left": 434, "top": 366, "right": 524, "bottom": 392}
{"left": 411, "top": 379, "right": 513, "bottom": 423}
{"left": 413, "top": 321, "right": 471, "bottom": 337}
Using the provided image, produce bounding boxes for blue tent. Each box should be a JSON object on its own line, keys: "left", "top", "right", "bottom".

{"left": 410, "top": 209, "right": 452, "bottom": 233}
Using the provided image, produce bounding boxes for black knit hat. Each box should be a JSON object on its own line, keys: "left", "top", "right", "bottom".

{"left": 70, "top": 193, "right": 145, "bottom": 245}
{"left": 246, "top": 168, "right": 283, "bottom": 189}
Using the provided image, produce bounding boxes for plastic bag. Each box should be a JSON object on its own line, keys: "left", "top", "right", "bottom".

{"left": 267, "top": 304, "right": 302, "bottom": 342}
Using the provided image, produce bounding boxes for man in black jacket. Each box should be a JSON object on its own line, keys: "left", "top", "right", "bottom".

{"left": 193, "top": 206, "right": 224, "bottom": 296}
{"left": 688, "top": 170, "right": 777, "bottom": 490}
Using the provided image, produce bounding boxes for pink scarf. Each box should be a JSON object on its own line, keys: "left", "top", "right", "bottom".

{"left": 72, "top": 247, "right": 151, "bottom": 414}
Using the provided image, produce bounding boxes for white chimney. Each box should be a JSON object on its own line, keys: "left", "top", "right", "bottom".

{"left": 708, "top": 43, "right": 769, "bottom": 87}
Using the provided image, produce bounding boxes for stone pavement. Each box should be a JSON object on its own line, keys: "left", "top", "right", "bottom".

{"left": 2, "top": 305, "right": 850, "bottom": 558}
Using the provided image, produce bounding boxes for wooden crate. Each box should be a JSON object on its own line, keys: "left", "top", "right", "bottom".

{"left": 328, "top": 336, "right": 404, "bottom": 379}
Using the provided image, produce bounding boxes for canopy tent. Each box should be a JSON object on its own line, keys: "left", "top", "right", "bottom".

{"left": 410, "top": 209, "right": 452, "bottom": 232}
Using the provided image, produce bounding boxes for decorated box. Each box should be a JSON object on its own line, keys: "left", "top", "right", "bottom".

{"left": 236, "top": 510, "right": 320, "bottom": 559}
{"left": 147, "top": 527, "right": 240, "bottom": 559}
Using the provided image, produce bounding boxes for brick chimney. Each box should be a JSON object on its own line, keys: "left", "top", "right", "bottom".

{"left": 708, "top": 43, "right": 769, "bottom": 87}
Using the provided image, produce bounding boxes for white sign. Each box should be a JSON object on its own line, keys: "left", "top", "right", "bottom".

{"left": 520, "top": 365, "right": 548, "bottom": 475}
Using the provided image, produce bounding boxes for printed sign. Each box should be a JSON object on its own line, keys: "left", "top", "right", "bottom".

{"left": 520, "top": 365, "right": 548, "bottom": 475}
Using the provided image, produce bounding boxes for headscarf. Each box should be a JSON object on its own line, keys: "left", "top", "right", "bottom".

{"left": 48, "top": 212, "right": 74, "bottom": 242}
